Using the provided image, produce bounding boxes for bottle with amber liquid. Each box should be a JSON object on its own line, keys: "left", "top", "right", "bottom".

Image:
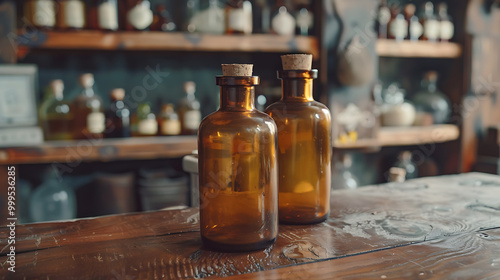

{"left": 178, "top": 81, "right": 201, "bottom": 135}
{"left": 72, "top": 74, "right": 105, "bottom": 139}
{"left": 198, "top": 64, "right": 278, "bottom": 252}
{"left": 131, "top": 103, "right": 158, "bottom": 137}
{"left": 105, "top": 88, "right": 130, "bottom": 138}
{"left": 158, "top": 104, "right": 181, "bottom": 136}
{"left": 265, "top": 54, "right": 332, "bottom": 224}
{"left": 40, "top": 80, "right": 73, "bottom": 141}
{"left": 225, "top": 0, "right": 252, "bottom": 34}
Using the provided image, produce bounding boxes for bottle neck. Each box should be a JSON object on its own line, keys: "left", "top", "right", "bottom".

{"left": 82, "top": 86, "right": 95, "bottom": 97}
{"left": 216, "top": 76, "right": 259, "bottom": 111}
{"left": 279, "top": 70, "right": 317, "bottom": 101}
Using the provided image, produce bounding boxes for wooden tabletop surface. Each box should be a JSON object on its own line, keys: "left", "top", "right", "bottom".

{"left": 1, "top": 172, "right": 500, "bottom": 279}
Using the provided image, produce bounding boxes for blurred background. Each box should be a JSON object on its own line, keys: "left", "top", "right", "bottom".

{"left": 0, "top": 0, "right": 499, "bottom": 224}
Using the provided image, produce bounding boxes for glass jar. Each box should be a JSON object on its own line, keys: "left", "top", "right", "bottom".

{"left": 132, "top": 103, "right": 158, "bottom": 137}
{"left": 24, "top": 0, "right": 57, "bottom": 29}
{"left": 58, "top": 0, "right": 86, "bottom": 30}
{"left": 158, "top": 104, "right": 181, "bottom": 136}
{"left": 265, "top": 56, "right": 332, "bottom": 224}
{"left": 412, "top": 71, "right": 451, "bottom": 124}
{"left": 126, "top": 0, "right": 153, "bottom": 31}
{"left": 225, "top": 0, "right": 252, "bottom": 34}
{"left": 198, "top": 65, "right": 278, "bottom": 251}
{"left": 380, "top": 83, "right": 416, "bottom": 127}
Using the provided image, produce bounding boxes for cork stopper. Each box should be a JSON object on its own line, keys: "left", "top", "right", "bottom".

{"left": 221, "top": 64, "right": 253, "bottom": 76}
{"left": 48, "top": 80, "right": 64, "bottom": 100}
{"left": 184, "top": 81, "right": 196, "bottom": 95}
{"left": 110, "top": 88, "right": 125, "bottom": 101}
{"left": 79, "top": 73, "right": 95, "bottom": 88}
{"left": 281, "top": 54, "right": 312, "bottom": 70}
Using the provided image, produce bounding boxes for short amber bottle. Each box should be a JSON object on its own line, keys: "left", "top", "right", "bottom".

{"left": 198, "top": 64, "right": 278, "bottom": 252}
{"left": 265, "top": 55, "right": 332, "bottom": 224}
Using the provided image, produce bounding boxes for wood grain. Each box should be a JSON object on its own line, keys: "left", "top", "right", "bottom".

{"left": 18, "top": 31, "right": 319, "bottom": 58}
{"left": 333, "top": 124, "right": 460, "bottom": 149}
{"left": 0, "top": 135, "right": 197, "bottom": 165}
{"left": 376, "top": 39, "right": 463, "bottom": 58}
{"left": 1, "top": 173, "right": 499, "bottom": 279}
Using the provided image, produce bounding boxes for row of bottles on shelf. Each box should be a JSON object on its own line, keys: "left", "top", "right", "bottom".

{"left": 39, "top": 74, "right": 202, "bottom": 141}
{"left": 376, "top": 70, "right": 451, "bottom": 127}
{"left": 377, "top": 0, "right": 454, "bottom": 42}
{"left": 23, "top": 0, "right": 314, "bottom": 36}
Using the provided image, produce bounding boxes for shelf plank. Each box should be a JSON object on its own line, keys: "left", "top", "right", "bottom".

{"left": 0, "top": 135, "right": 197, "bottom": 165}
{"left": 376, "top": 39, "right": 462, "bottom": 58}
{"left": 333, "top": 124, "right": 460, "bottom": 149}
{"left": 19, "top": 31, "right": 319, "bottom": 58}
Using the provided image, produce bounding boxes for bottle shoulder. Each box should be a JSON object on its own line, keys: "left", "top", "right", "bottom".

{"left": 199, "top": 110, "right": 276, "bottom": 134}
{"left": 265, "top": 100, "right": 331, "bottom": 116}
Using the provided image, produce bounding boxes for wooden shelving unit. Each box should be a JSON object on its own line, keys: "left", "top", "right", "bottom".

{"left": 0, "top": 135, "right": 197, "bottom": 165}
{"left": 376, "top": 39, "right": 462, "bottom": 58}
{"left": 18, "top": 31, "right": 319, "bottom": 58}
{"left": 333, "top": 124, "right": 460, "bottom": 150}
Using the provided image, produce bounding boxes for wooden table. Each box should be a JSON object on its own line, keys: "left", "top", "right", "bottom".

{"left": 1, "top": 172, "right": 500, "bottom": 279}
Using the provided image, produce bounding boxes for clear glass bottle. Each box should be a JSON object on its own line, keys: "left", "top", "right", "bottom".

{"left": 132, "top": 103, "right": 158, "bottom": 137}
{"left": 30, "top": 169, "right": 77, "bottom": 223}
{"left": 159, "top": 104, "right": 181, "bottom": 136}
{"left": 377, "top": 0, "right": 391, "bottom": 39}
{"left": 394, "top": 151, "right": 418, "bottom": 180}
{"left": 332, "top": 154, "right": 359, "bottom": 190}
{"left": 72, "top": 73, "right": 105, "bottom": 139}
{"left": 438, "top": 3, "right": 454, "bottom": 42}
{"left": 105, "top": 88, "right": 131, "bottom": 138}
{"left": 198, "top": 64, "right": 278, "bottom": 251}
{"left": 40, "top": 80, "right": 73, "bottom": 141}
{"left": 126, "top": 0, "right": 153, "bottom": 31}
{"left": 151, "top": 4, "right": 176, "bottom": 32}
{"left": 405, "top": 4, "right": 423, "bottom": 41}
{"left": 421, "top": 2, "right": 439, "bottom": 42}
{"left": 295, "top": 6, "right": 313, "bottom": 36}
{"left": 25, "top": 0, "right": 56, "bottom": 29}
{"left": 271, "top": 1, "right": 295, "bottom": 36}
{"left": 58, "top": 0, "right": 86, "bottom": 30}
{"left": 412, "top": 71, "right": 451, "bottom": 124}
{"left": 389, "top": 5, "right": 408, "bottom": 42}
{"left": 265, "top": 55, "right": 332, "bottom": 224}
{"left": 178, "top": 81, "right": 201, "bottom": 135}
{"left": 190, "top": 0, "right": 225, "bottom": 34}
{"left": 225, "top": 0, "right": 252, "bottom": 34}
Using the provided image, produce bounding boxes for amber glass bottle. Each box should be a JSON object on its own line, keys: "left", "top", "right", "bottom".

{"left": 72, "top": 74, "right": 105, "bottom": 139}
{"left": 198, "top": 64, "right": 278, "bottom": 252}
{"left": 265, "top": 54, "right": 332, "bottom": 224}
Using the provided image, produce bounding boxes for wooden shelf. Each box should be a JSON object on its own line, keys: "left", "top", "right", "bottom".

{"left": 333, "top": 124, "right": 460, "bottom": 150}
{"left": 376, "top": 39, "right": 462, "bottom": 58}
{"left": 18, "top": 31, "right": 319, "bottom": 58}
{"left": 0, "top": 135, "right": 197, "bottom": 165}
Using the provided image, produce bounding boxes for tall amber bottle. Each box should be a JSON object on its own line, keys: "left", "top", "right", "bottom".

{"left": 198, "top": 64, "right": 278, "bottom": 252}
{"left": 265, "top": 54, "right": 332, "bottom": 224}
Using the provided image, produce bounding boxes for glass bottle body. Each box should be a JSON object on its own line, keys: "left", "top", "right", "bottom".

{"left": 131, "top": 103, "right": 158, "bottom": 137}
{"left": 125, "top": 0, "right": 153, "bottom": 31}
{"left": 438, "top": 3, "right": 454, "bottom": 42}
{"left": 105, "top": 91, "right": 131, "bottom": 138}
{"left": 72, "top": 80, "right": 105, "bottom": 139}
{"left": 178, "top": 82, "right": 201, "bottom": 135}
{"left": 421, "top": 2, "right": 439, "bottom": 42}
{"left": 25, "top": 0, "right": 57, "bottom": 29}
{"left": 412, "top": 74, "right": 450, "bottom": 124}
{"left": 198, "top": 76, "right": 278, "bottom": 251}
{"left": 42, "top": 95, "right": 73, "bottom": 141}
{"left": 92, "top": 0, "right": 119, "bottom": 31}
{"left": 159, "top": 104, "right": 181, "bottom": 136}
{"left": 265, "top": 70, "right": 332, "bottom": 224}
{"left": 57, "top": 0, "right": 86, "bottom": 30}
{"left": 225, "top": 0, "right": 252, "bottom": 34}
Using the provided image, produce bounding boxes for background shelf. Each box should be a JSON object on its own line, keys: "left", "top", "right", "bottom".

{"left": 333, "top": 124, "right": 460, "bottom": 150}
{"left": 0, "top": 136, "right": 197, "bottom": 165}
{"left": 18, "top": 31, "right": 319, "bottom": 58}
{"left": 376, "top": 39, "right": 462, "bottom": 58}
